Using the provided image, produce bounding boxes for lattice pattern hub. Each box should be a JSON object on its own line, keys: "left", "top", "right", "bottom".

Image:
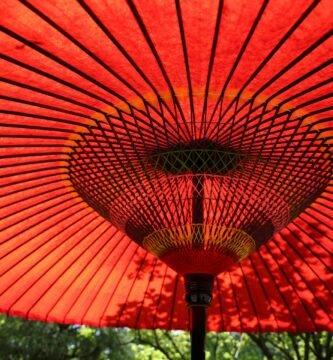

{"left": 149, "top": 141, "right": 245, "bottom": 174}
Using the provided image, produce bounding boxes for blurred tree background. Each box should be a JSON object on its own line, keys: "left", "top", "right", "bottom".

{"left": 0, "top": 315, "right": 331, "bottom": 359}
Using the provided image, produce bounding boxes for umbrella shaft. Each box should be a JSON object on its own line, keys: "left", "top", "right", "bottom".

{"left": 192, "top": 175, "right": 204, "bottom": 249}
{"left": 190, "top": 305, "right": 206, "bottom": 360}
{"left": 192, "top": 175, "right": 204, "bottom": 224}
{"left": 185, "top": 274, "right": 214, "bottom": 360}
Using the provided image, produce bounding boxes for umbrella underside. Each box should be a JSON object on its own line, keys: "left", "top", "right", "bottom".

{"left": 0, "top": 0, "right": 332, "bottom": 333}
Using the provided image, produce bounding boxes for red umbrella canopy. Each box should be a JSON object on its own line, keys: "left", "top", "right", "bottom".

{"left": 0, "top": 0, "right": 332, "bottom": 335}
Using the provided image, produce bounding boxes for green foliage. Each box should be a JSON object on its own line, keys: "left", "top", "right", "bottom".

{"left": 0, "top": 315, "right": 331, "bottom": 360}
{"left": 0, "top": 315, "right": 133, "bottom": 360}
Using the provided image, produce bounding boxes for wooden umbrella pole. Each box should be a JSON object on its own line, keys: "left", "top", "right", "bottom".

{"left": 189, "top": 305, "right": 207, "bottom": 360}
{"left": 192, "top": 175, "right": 204, "bottom": 226}
{"left": 185, "top": 273, "right": 214, "bottom": 360}
{"left": 187, "top": 175, "right": 210, "bottom": 359}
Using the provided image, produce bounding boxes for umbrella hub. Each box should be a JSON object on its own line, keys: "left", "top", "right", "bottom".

{"left": 143, "top": 224, "right": 255, "bottom": 275}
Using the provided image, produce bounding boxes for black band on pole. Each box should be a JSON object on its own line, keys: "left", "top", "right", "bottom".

{"left": 185, "top": 274, "right": 214, "bottom": 360}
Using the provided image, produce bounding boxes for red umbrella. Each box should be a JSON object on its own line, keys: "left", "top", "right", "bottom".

{"left": 0, "top": 1, "right": 332, "bottom": 358}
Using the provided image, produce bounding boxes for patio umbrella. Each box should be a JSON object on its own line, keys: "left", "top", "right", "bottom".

{"left": 0, "top": 0, "right": 332, "bottom": 359}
